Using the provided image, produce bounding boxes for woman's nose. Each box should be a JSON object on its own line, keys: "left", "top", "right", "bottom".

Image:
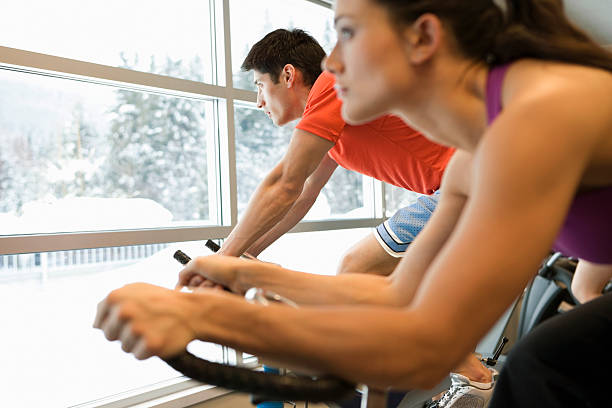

{"left": 323, "top": 47, "right": 342, "bottom": 74}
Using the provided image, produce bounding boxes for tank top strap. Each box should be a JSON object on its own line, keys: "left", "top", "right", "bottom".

{"left": 486, "top": 64, "right": 512, "bottom": 125}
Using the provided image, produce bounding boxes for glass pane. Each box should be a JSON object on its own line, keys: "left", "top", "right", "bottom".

{"left": 230, "top": 0, "right": 336, "bottom": 90}
{"left": 0, "top": 241, "right": 223, "bottom": 407}
{"left": 385, "top": 184, "right": 420, "bottom": 217}
{"left": 0, "top": 0, "right": 213, "bottom": 83}
{"left": 321, "top": 167, "right": 364, "bottom": 218}
{"left": 0, "top": 69, "right": 214, "bottom": 235}
{"left": 255, "top": 228, "right": 372, "bottom": 275}
{"left": 234, "top": 103, "right": 364, "bottom": 220}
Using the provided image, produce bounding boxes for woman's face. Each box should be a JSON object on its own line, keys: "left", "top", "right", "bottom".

{"left": 326, "top": 0, "right": 413, "bottom": 124}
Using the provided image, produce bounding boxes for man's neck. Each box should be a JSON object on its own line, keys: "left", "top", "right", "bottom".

{"left": 296, "top": 84, "right": 313, "bottom": 119}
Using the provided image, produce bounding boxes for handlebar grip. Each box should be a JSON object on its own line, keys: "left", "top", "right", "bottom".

{"left": 163, "top": 351, "right": 355, "bottom": 403}
{"left": 205, "top": 239, "right": 221, "bottom": 253}
{"left": 174, "top": 250, "right": 191, "bottom": 265}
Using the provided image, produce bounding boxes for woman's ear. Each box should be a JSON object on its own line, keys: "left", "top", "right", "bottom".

{"left": 405, "top": 13, "right": 442, "bottom": 64}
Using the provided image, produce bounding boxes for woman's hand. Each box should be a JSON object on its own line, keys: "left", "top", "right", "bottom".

{"left": 93, "top": 283, "right": 199, "bottom": 360}
{"left": 176, "top": 254, "right": 249, "bottom": 293}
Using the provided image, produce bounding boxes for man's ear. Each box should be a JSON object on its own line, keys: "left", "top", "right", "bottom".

{"left": 282, "top": 64, "right": 297, "bottom": 88}
{"left": 404, "top": 13, "right": 442, "bottom": 65}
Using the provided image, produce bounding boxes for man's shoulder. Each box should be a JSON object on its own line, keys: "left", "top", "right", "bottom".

{"left": 308, "top": 71, "right": 336, "bottom": 99}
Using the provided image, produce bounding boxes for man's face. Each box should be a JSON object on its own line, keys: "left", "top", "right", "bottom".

{"left": 253, "top": 70, "right": 295, "bottom": 126}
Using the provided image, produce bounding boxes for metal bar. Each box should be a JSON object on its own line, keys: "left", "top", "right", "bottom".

{"left": 304, "top": 0, "right": 333, "bottom": 9}
{"left": 0, "top": 218, "right": 382, "bottom": 255}
{"left": 221, "top": 0, "right": 239, "bottom": 227}
{"left": 0, "top": 47, "right": 256, "bottom": 103}
{"left": 288, "top": 218, "right": 383, "bottom": 233}
{"left": 0, "top": 226, "right": 232, "bottom": 254}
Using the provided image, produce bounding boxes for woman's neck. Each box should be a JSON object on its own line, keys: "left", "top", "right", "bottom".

{"left": 394, "top": 60, "right": 490, "bottom": 153}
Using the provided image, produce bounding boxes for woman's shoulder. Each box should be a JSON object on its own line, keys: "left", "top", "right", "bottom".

{"left": 506, "top": 59, "right": 612, "bottom": 103}
{"left": 503, "top": 60, "right": 612, "bottom": 138}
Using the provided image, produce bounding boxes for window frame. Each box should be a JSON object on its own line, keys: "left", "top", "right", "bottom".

{"left": 0, "top": 0, "right": 389, "bottom": 406}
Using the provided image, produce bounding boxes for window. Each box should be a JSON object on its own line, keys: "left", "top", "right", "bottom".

{"left": 234, "top": 103, "right": 368, "bottom": 219}
{"left": 258, "top": 228, "right": 372, "bottom": 274}
{"left": 0, "top": 70, "right": 215, "bottom": 234}
{"left": 0, "top": 0, "right": 216, "bottom": 83}
{"left": 385, "top": 184, "right": 420, "bottom": 217}
{"left": 230, "top": 0, "right": 337, "bottom": 90}
{"left": 0, "top": 242, "right": 224, "bottom": 408}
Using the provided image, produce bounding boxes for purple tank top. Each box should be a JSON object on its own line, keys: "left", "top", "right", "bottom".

{"left": 486, "top": 64, "right": 612, "bottom": 263}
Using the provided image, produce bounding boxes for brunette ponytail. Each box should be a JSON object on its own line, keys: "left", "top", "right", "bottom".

{"left": 373, "top": 0, "right": 612, "bottom": 71}
{"left": 490, "top": 0, "right": 612, "bottom": 70}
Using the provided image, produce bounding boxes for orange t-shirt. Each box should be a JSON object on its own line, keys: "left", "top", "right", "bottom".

{"left": 295, "top": 71, "right": 454, "bottom": 194}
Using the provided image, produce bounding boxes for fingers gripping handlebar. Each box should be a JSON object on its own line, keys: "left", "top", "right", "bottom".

{"left": 166, "top": 242, "right": 356, "bottom": 403}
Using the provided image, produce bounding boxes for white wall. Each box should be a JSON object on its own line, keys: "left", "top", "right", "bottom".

{"left": 565, "top": 0, "right": 612, "bottom": 46}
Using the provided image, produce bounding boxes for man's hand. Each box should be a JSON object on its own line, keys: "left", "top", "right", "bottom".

{"left": 176, "top": 254, "right": 248, "bottom": 293}
{"left": 93, "top": 283, "right": 198, "bottom": 360}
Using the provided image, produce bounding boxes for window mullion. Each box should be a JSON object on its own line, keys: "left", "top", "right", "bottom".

{"left": 220, "top": 0, "right": 239, "bottom": 227}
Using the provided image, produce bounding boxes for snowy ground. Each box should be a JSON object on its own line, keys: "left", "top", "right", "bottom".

{"left": 0, "top": 229, "right": 368, "bottom": 408}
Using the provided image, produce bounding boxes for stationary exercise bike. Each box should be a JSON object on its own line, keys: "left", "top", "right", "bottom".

{"left": 517, "top": 251, "right": 612, "bottom": 339}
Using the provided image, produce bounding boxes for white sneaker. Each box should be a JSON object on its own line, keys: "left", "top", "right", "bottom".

{"left": 429, "top": 369, "right": 497, "bottom": 408}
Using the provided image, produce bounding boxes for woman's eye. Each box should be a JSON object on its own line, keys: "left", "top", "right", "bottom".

{"left": 340, "top": 28, "right": 354, "bottom": 40}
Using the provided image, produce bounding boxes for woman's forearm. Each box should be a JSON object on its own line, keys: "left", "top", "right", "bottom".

{"left": 187, "top": 291, "right": 457, "bottom": 389}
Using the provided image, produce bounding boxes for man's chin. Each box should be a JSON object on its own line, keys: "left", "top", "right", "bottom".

{"left": 274, "top": 118, "right": 293, "bottom": 127}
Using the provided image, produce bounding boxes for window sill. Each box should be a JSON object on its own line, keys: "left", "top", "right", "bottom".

{"left": 70, "top": 378, "right": 230, "bottom": 408}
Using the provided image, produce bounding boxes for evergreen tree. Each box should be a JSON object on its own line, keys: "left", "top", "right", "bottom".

{"left": 0, "top": 130, "right": 52, "bottom": 214}
{"left": 102, "top": 56, "right": 209, "bottom": 222}
{"left": 48, "top": 103, "right": 105, "bottom": 198}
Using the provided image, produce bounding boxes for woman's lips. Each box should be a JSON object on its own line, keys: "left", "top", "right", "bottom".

{"left": 334, "top": 84, "right": 348, "bottom": 97}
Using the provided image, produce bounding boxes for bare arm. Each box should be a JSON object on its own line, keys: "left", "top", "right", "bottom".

{"left": 181, "top": 255, "right": 398, "bottom": 306}
{"left": 246, "top": 154, "right": 338, "bottom": 257}
{"left": 220, "top": 129, "right": 334, "bottom": 257}
{"left": 572, "top": 260, "right": 612, "bottom": 303}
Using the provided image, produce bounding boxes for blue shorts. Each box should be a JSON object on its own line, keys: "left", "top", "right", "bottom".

{"left": 374, "top": 191, "right": 440, "bottom": 257}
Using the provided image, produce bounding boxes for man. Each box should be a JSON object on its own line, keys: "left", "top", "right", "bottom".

{"left": 218, "top": 28, "right": 452, "bottom": 279}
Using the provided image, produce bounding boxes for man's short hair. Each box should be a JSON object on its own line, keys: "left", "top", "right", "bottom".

{"left": 241, "top": 28, "right": 326, "bottom": 87}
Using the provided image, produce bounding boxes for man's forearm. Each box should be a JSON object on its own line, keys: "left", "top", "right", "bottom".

{"left": 246, "top": 184, "right": 319, "bottom": 257}
{"left": 236, "top": 261, "right": 402, "bottom": 307}
{"left": 221, "top": 172, "right": 302, "bottom": 257}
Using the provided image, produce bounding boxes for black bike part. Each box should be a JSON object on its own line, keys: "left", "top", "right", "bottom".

{"left": 174, "top": 250, "right": 191, "bottom": 265}
{"left": 205, "top": 239, "right": 221, "bottom": 253}
{"left": 485, "top": 336, "right": 508, "bottom": 366}
{"left": 174, "top": 249, "right": 232, "bottom": 292}
{"left": 164, "top": 351, "right": 356, "bottom": 403}
{"left": 518, "top": 253, "right": 579, "bottom": 339}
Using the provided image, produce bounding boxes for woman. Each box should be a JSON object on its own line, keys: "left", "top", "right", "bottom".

{"left": 95, "top": 1, "right": 612, "bottom": 406}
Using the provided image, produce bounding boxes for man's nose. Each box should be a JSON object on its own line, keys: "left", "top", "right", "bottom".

{"left": 256, "top": 92, "right": 264, "bottom": 109}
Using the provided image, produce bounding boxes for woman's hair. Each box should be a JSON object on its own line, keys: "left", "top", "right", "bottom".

{"left": 241, "top": 28, "right": 326, "bottom": 87}
{"left": 373, "top": 0, "right": 612, "bottom": 71}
